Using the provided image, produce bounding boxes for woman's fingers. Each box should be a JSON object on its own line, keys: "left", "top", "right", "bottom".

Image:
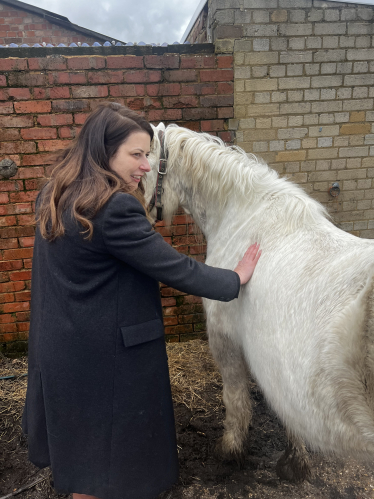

{"left": 234, "top": 243, "right": 262, "bottom": 286}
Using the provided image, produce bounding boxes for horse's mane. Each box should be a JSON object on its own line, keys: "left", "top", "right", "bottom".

{"left": 164, "top": 125, "right": 329, "bottom": 229}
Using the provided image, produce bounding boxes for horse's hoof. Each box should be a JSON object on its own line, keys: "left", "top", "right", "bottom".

{"left": 275, "top": 448, "right": 311, "bottom": 482}
{"left": 214, "top": 437, "right": 246, "bottom": 468}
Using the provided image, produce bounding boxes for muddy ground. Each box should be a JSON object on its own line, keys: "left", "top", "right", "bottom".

{"left": 1, "top": 343, "right": 374, "bottom": 499}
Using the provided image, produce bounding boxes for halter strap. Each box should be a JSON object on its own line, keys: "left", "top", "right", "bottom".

{"left": 149, "top": 129, "right": 168, "bottom": 221}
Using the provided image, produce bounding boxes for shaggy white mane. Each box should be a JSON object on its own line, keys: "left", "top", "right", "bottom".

{"left": 162, "top": 125, "right": 329, "bottom": 229}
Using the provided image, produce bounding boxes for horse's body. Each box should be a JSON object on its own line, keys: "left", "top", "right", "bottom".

{"left": 146, "top": 123, "right": 374, "bottom": 478}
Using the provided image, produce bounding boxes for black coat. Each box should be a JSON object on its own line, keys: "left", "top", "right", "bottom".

{"left": 22, "top": 192, "right": 240, "bottom": 499}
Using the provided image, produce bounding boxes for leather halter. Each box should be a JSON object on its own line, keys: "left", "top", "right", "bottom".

{"left": 149, "top": 130, "right": 168, "bottom": 222}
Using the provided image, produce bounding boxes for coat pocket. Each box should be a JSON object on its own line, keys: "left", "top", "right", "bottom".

{"left": 120, "top": 318, "right": 165, "bottom": 347}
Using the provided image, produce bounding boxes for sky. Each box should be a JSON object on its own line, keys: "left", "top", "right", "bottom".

{"left": 27, "top": 0, "right": 201, "bottom": 44}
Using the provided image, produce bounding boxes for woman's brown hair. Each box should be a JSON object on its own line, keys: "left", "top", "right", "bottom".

{"left": 38, "top": 102, "right": 154, "bottom": 241}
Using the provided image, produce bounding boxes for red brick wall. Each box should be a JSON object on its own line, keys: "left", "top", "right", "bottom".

{"left": 0, "top": 1, "right": 102, "bottom": 46}
{"left": 0, "top": 45, "right": 234, "bottom": 353}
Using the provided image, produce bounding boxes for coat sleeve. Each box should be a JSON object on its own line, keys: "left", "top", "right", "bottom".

{"left": 102, "top": 193, "right": 240, "bottom": 302}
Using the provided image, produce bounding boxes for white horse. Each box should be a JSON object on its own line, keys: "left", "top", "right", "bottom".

{"left": 146, "top": 123, "right": 374, "bottom": 480}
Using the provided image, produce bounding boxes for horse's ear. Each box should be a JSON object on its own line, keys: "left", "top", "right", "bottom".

{"left": 153, "top": 122, "right": 166, "bottom": 132}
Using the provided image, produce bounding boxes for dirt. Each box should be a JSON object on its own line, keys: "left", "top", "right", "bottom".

{"left": 1, "top": 354, "right": 374, "bottom": 499}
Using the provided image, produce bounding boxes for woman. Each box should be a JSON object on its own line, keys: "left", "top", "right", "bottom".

{"left": 22, "top": 102, "right": 261, "bottom": 499}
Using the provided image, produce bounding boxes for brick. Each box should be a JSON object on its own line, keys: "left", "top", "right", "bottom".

{"left": 28, "top": 56, "right": 66, "bottom": 70}
{"left": 0, "top": 75, "right": 6, "bottom": 86}
{"left": 72, "top": 86, "right": 108, "bottom": 98}
{"left": 0, "top": 115, "right": 33, "bottom": 128}
{"left": 218, "top": 108, "right": 234, "bottom": 119}
{"left": 14, "top": 101, "right": 51, "bottom": 114}
{"left": 146, "top": 83, "right": 180, "bottom": 96}
{"left": 0, "top": 141, "right": 36, "bottom": 154}
{"left": 87, "top": 71, "right": 123, "bottom": 84}
{"left": 0, "top": 237, "right": 17, "bottom": 249}
{"left": 0, "top": 260, "right": 22, "bottom": 271}
{"left": 109, "top": 84, "right": 138, "bottom": 97}
{"left": 106, "top": 56, "right": 143, "bottom": 69}
{"left": 49, "top": 87, "right": 71, "bottom": 99}
{"left": 200, "top": 95, "right": 233, "bottom": 107}
{"left": 217, "top": 56, "right": 233, "bottom": 69}
{"left": 22, "top": 153, "right": 55, "bottom": 166}
{"left": 125, "top": 71, "right": 162, "bottom": 83}
{"left": 48, "top": 72, "right": 87, "bottom": 85}
{"left": 0, "top": 58, "right": 27, "bottom": 71}
{"left": 144, "top": 55, "right": 180, "bottom": 69}
{"left": 275, "top": 151, "right": 306, "bottom": 162}
{"left": 21, "top": 128, "right": 57, "bottom": 140}
{"left": 162, "top": 96, "right": 199, "bottom": 108}
{"left": 340, "top": 123, "right": 371, "bottom": 135}
{"left": 38, "top": 139, "right": 70, "bottom": 152}
{"left": 67, "top": 57, "right": 105, "bottom": 70}
{"left": 3, "top": 248, "right": 33, "bottom": 260}
{"left": 201, "top": 120, "right": 225, "bottom": 132}
{"left": 0, "top": 193, "right": 9, "bottom": 204}
{"left": 1, "top": 302, "right": 30, "bottom": 313}
{"left": 8, "top": 72, "right": 47, "bottom": 87}
{"left": 0, "top": 102, "right": 13, "bottom": 114}
{"left": 147, "top": 109, "right": 182, "bottom": 122}
{"left": 8, "top": 270, "right": 31, "bottom": 282}
{"left": 52, "top": 100, "right": 90, "bottom": 112}
{"left": 37, "top": 114, "right": 73, "bottom": 126}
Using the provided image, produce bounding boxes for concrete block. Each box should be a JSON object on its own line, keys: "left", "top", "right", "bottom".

{"left": 356, "top": 36, "right": 371, "bottom": 48}
{"left": 288, "top": 90, "right": 304, "bottom": 102}
{"left": 278, "top": 128, "right": 308, "bottom": 139}
{"left": 215, "top": 39, "right": 235, "bottom": 53}
{"left": 308, "top": 9, "right": 323, "bottom": 22}
{"left": 279, "top": 0, "right": 312, "bottom": 7}
{"left": 344, "top": 74, "right": 374, "bottom": 86}
{"left": 234, "top": 40, "right": 252, "bottom": 52}
{"left": 302, "top": 138, "right": 318, "bottom": 149}
{"left": 272, "top": 116, "right": 288, "bottom": 127}
{"left": 235, "top": 80, "right": 245, "bottom": 92}
{"left": 319, "top": 114, "right": 335, "bottom": 124}
{"left": 367, "top": 111, "right": 374, "bottom": 121}
{"left": 239, "top": 118, "right": 256, "bottom": 129}
{"left": 306, "top": 37, "right": 322, "bottom": 49}
{"left": 246, "top": 103, "right": 280, "bottom": 116}
{"left": 339, "top": 36, "right": 355, "bottom": 48}
{"left": 336, "top": 62, "right": 352, "bottom": 73}
{"left": 244, "top": 24, "right": 278, "bottom": 37}
{"left": 270, "top": 65, "right": 286, "bottom": 77}
{"left": 236, "top": 92, "right": 254, "bottom": 105}
{"left": 215, "top": 25, "right": 243, "bottom": 39}
{"left": 304, "top": 89, "right": 320, "bottom": 100}
{"left": 314, "top": 49, "right": 345, "bottom": 62}
{"left": 315, "top": 23, "right": 347, "bottom": 35}
{"left": 318, "top": 137, "right": 333, "bottom": 147}
{"left": 245, "top": 78, "right": 278, "bottom": 91}
{"left": 288, "top": 116, "right": 304, "bottom": 126}
{"left": 234, "top": 66, "right": 252, "bottom": 79}
{"left": 337, "top": 88, "right": 352, "bottom": 99}
{"left": 343, "top": 99, "right": 373, "bottom": 111}
{"left": 215, "top": 9, "right": 235, "bottom": 24}
{"left": 228, "top": 119, "right": 239, "bottom": 130}
{"left": 253, "top": 142, "right": 269, "bottom": 152}
{"left": 309, "top": 125, "right": 339, "bottom": 137}
{"left": 245, "top": 52, "right": 279, "bottom": 65}
{"left": 289, "top": 38, "right": 306, "bottom": 50}
{"left": 214, "top": 0, "right": 241, "bottom": 8}
{"left": 341, "top": 9, "right": 356, "bottom": 21}
{"left": 335, "top": 112, "right": 349, "bottom": 122}
{"left": 357, "top": 8, "right": 374, "bottom": 21}
{"left": 305, "top": 64, "right": 320, "bottom": 75}
{"left": 253, "top": 38, "right": 270, "bottom": 51}
{"left": 324, "top": 9, "right": 340, "bottom": 22}
{"left": 353, "top": 62, "right": 369, "bottom": 73}
{"left": 244, "top": 0, "right": 277, "bottom": 7}
{"left": 252, "top": 66, "right": 269, "bottom": 78}
{"left": 286, "top": 64, "right": 303, "bottom": 76}
{"left": 285, "top": 162, "right": 300, "bottom": 173}
{"left": 279, "top": 24, "right": 313, "bottom": 37}
{"left": 347, "top": 23, "right": 374, "bottom": 35}
{"left": 290, "top": 10, "right": 306, "bottom": 22}
{"left": 321, "top": 63, "right": 337, "bottom": 74}
{"left": 304, "top": 114, "right": 319, "bottom": 125}
{"left": 353, "top": 87, "right": 369, "bottom": 99}
{"left": 271, "top": 10, "right": 288, "bottom": 22}
{"left": 270, "top": 140, "right": 285, "bottom": 151}
{"left": 322, "top": 36, "right": 339, "bottom": 49}
{"left": 280, "top": 102, "right": 311, "bottom": 114}
{"left": 276, "top": 150, "right": 307, "bottom": 162}
{"left": 256, "top": 117, "right": 272, "bottom": 128}
{"left": 271, "top": 37, "right": 287, "bottom": 51}
{"left": 311, "top": 101, "right": 343, "bottom": 113}
{"left": 235, "top": 52, "right": 245, "bottom": 65}
{"left": 301, "top": 160, "right": 316, "bottom": 170}
{"left": 320, "top": 88, "right": 336, "bottom": 99}
{"left": 311, "top": 75, "right": 343, "bottom": 87}
{"left": 280, "top": 51, "right": 313, "bottom": 64}
{"left": 253, "top": 10, "right": 270, "bottom": 23}
{"left": 307, "top": 149, "right": 338, "bottom": 160}
{"left": 279, "top": 77, "right": 310, "bottom": 89}
{"left": 365, "top": 134, "right": 374, "bottom": 145}
{"left": 271, "top": 92, "right": 287, "bottom": 102}
{"left": 254, "top": 92, "right": 271, "bottom": 103}
{"left": 338, "top": 148, "right": 369, "bottom": 159}
{"left": 234, "top": 10, "right": 252, "bottom": 23}
{"left": 286, "top": 139, "right": 301, "bottom": 149}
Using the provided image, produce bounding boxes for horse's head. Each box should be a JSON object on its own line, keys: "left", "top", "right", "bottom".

{"left": 145, "top": 122, "right": 182, "bottom": 224}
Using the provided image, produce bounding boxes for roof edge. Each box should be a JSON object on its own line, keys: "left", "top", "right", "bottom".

{"left": 0, "top": 0, "right": 125, "bottom": 43}
{"left": 180, "top": 0, "right": 207, "bottom": 44}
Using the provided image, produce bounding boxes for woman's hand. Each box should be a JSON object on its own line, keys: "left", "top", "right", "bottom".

{"left": 234, "top": 243, "right": 261, "bottom": 285}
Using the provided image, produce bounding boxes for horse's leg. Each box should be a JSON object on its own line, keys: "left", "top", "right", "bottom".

{"left": 209, "top": 331, "right": 252, "bottom": 466}
{"left": 275, "top": 432, "right": 311, "bottom": 482}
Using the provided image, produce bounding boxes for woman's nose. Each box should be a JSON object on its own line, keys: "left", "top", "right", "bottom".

{"left": 140, "top": 158, "right": 151, "bottom": 172}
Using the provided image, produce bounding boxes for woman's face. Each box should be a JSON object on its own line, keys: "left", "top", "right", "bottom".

{"left": 109, "top": 131, "right": 151, "bottom": 191}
